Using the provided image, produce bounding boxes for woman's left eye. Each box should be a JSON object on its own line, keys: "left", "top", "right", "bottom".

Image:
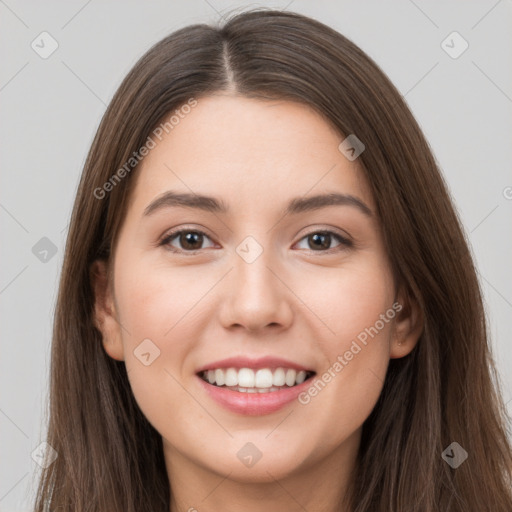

{"left": 159, "top": 229, "right": 352, "bottom": 253}
{"left": 294, "top": 231, "right": 352, "bottom": 252}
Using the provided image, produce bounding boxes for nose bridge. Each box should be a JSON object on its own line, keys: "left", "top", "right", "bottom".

{"left": 236, "top": 245, "right": 275, "bottom": 296}
{"left": 234, "top": 235, "right": 281, "bottom": 306}
{"left": 219, "top": 234, "right": 293, "bottom": 331}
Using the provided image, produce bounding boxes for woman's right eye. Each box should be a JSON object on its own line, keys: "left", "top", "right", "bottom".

{"left": 160, "top": 229, "right": 216, "bottom": 253}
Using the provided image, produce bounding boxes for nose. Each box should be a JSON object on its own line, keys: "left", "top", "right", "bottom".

{"left": 218, "top": 247, "right": 294, "bottom": 333}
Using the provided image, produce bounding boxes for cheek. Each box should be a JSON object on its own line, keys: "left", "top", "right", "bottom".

{"left": 294, "top": 254, "right": 395, "bottom": 349}
{"left": 112, "top": 256, "right": 198, "bottom": 424}
{"left": 114, "top": 253, "right": 198, "bottom": 345}
{"left": 289, "top": 256, "right": 395, "bottom": 443}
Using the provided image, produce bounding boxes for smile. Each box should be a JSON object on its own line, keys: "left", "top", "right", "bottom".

{"left": 196, "top": 365, "right": 317, "bottom": 415}
{"left": 199, "top": 367, "right": 315, "bottom": 392}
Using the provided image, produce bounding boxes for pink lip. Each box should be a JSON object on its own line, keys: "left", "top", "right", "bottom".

{"left": 195, "top": 356, "right": 313, "bottom": 373}
{"left": 196, "top": 374, "right": 314, "bottom": 416}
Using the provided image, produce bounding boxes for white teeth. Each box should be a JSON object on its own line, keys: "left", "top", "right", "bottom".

{"left": 215, "top": 369, "right": 225, "bottom": 386}
{"left": 224, "top": 367, "right": 238, "bottom": 387}
{"left": 272, "top": 367, "right": 286, "bottom": 386}
{"left": 255, "top": 369, "right": 273, "bottom": 388}
{"left": 200, "top": 366, "right": 313, "bottom": 389}
{"left": 228, "top": 386, "right": 285, "bottom": 393}
{"left": 285, "top": 369, "right": 297, "bottom": 386}
{"left": 238, "top": 368, "right": 255, "bottom": 387}
{"left": 296, "top": 370, "right": 307, "bottom": 384}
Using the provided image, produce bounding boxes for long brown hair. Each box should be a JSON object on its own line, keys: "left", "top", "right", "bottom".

{"left": 34, "top": 9, "right": 512, "bottom": 511}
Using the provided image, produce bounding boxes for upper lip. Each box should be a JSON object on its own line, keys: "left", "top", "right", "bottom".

{"left": 196, "top": 356, "right": 315, "bottom": 374}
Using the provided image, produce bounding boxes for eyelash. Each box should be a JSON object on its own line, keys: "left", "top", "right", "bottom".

{"left": 158, "top": 227, "right": 353, "bottom": 254}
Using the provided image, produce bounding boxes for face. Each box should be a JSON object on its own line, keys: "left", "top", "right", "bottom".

{"left": 92, "top": 94, "right": 420, "bottom": 489}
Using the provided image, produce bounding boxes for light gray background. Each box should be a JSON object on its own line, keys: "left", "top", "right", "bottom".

{"left": 1, "top": 1, "right": 511, "bottom": 510}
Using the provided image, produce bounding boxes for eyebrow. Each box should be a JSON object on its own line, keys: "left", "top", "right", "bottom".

{"left": 143, "top": 190, "right": 372, "bottom": 218}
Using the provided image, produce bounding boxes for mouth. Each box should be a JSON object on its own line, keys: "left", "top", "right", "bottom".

{"left": 197, "top": 367, "right": 317, "bottom": 394}
{"left": 195, "top": 356, "right": 317, "bottom": 415}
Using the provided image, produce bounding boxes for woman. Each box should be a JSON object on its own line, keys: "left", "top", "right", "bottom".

{"left": 34, "top": 9, "right": 512, "bottom": 512}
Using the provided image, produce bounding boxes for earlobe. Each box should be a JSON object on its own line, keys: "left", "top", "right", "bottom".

{"left": 389, "top": 288, "right": 424, "bottom": 359}
{"left": 90, "top": 259, "right": 125, "bottom": 361}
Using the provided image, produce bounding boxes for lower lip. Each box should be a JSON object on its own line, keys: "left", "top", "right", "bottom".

{"left": 196, "top": 374, "right": 314, "bottom": 415}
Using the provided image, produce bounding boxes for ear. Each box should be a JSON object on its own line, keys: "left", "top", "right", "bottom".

{"left": 389, "top": 286, "right": 424, "bottom": 359}
{"left": 90, "top": 259, "right": 124, "bottom": 361}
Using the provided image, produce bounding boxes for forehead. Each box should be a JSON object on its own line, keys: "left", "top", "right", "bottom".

{"left": 126, "top": 94, "right": 374, "bottom": 220}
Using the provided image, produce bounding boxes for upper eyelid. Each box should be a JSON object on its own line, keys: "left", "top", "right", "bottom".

{"left": 161, "top": 226, "right": 213, "bottom": 242}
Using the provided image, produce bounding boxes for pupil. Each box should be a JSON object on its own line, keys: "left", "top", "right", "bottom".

{"left": 182, "top": 232, "right": 202, "bottom": 250}
{"left": 310, "top": 233, "right": 330, "bottom": 250}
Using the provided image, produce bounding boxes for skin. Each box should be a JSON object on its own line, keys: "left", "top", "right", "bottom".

{"left": 92, "top": 94, "right": 422, "bottom": 512}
